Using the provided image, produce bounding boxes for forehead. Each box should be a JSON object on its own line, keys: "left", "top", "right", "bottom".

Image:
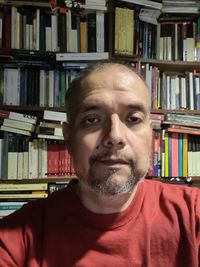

{"left": 75, "top": 67, "right": 149, "bottom": 111}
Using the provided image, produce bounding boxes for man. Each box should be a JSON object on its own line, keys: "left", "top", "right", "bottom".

{"left": 0, "top": 62, "right": 199, "bottom": 267}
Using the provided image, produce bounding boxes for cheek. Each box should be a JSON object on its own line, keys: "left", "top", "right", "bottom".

{"left": 70, "top": 131, "right": 100, "bottom": 160}
{"left": 133, "top": 129, "right": 152, "bottom": 163}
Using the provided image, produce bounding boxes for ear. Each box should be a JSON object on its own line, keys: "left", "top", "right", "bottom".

{"left": 62, "top": 122, "right": 72, "bottom": 152}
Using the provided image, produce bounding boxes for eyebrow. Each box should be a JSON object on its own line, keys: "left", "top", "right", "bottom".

{"left": 77, "top": 103, "right": 148, "bottom": 115}
{"left": 77, "top": 105, "right": 100, "bottom": 115}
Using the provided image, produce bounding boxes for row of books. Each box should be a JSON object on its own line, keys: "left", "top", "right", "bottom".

{"left": 114, "top": 5, "right": 200, "bottom": 61}
{"left": 0, "top": 109, "right": 74, "bottom": 179}
{"left": 148, "top": 113, "right": 200, "bottom": 177}
{"left": 139, "top": 63, "right": 200, "bottom": 111}
{"left": 0, "top": 109, "right": 67, "bottom": 137}
{"left": 0, "top": 181, "right": 69, "bottom": 218}
{"left": 159, "top": 21, "right": 199, "bottom": 62}
{"left": 0, "top": 134, "right": 76, "bottom": 180}
{"left": 1, "top": 63, "right": 200, "bottom": 111}
{"left": 0, "top": 6, "right": 108, "bottom": 53}
{"left": 1, "top": 67, "right": 80, "bottom": 107}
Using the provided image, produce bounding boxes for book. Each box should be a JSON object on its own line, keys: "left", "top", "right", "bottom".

{"left": 0, "top": 109, "right": 37, "bottom": 124}
{"left": 87, "top": 13, "right": 96, "bottom": 52}
{"left": 43, "top": 110, "right": 67, "bottom": 123}
{"left": 122, "top": 0, "right": 162, "bottom": 10}
{"left": 37, "top": 134, "right": 64, "bottom": 140}
{"left": 37, "top": 126, "right": 63, "bottom": 137}
{"left": 2, "top": 118, "right": 35, "bottom": 132}
{"left": 171, "top": 132, "right": 179, "bottom": 177}
{"left": 0, "top": 192, "right": 48, "bottom": 199}
{"left": 48, "top": 182, "right": 69, "bottom": 194}
{"left": 182, "top": 133, "right": 188, "bottom": 177}
{"left": 0, "top": 125, "right": 32, "bottom": 136}
{"left": 56, "top": 52, "right": 109, "bottom": 61}
{"left": 163, "top": 121, "right": 200, "bottom": 128}
{"left": 167, "top": 127, "right": 200, "bottom": 136}
{"left": 0, "top": 182, "right": 48, "bottom": 191}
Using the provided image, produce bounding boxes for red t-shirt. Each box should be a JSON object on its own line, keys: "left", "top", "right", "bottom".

{"left": 0, "top": 179, "right": 199, "bottom": 267}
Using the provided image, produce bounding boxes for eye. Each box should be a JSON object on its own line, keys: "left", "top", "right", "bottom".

{"left": 127, "top": 115, "right": 141, "bottom": 124}
{"left": 82, "top": 115, "right": 101, "bottom": 125}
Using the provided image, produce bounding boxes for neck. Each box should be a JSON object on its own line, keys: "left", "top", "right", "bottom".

{"left": 76, "top": 182, "right": 140, "bottom": 214}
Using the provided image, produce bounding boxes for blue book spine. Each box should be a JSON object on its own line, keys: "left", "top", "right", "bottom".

{"left": 178, "top": 133, "right": 183, "bottom": 177}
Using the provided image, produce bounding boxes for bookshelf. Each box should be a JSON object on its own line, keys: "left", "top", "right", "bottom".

{"left": 0, "top": 0, "right": 109, "bottom": 217}
{"left": 108, "top": 0, "right": 200, "bottom": 187}
{"left": 0, "top": 0, "right": 200, "bottom": 217}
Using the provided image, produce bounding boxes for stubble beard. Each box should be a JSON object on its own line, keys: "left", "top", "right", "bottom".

{"left": 84, "top": 158, "right": 144, "bottom": 196}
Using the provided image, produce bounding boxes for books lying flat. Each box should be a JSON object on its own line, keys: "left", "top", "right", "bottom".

{"left": 3, "top": 118, "right": 35, "bottom": 132}
{"left": 165, "top": 114, "right": 200, "bottom": 124}
{"left": 56, "top": 52, "right": 109, "bottom": 61}
{"left": 0, "top": 183, "right": 48, "bottom": 191}
{"left": 37, "top": 134, "right": 64, "bottom": 140}
{"left": 163, "top": 121, "right": 200, "bottom": 128}
{"left": 120, "top": 0, "right": 162, "bottom": 9}
{"left": 43, "top": 110, "right": 67, "bottom": 122}
{"left": 0, "top": 193, "right": 48, "bottom": 199}
{"left": 0, "top": 202, "right": 27, "bottom": 209}
{"left": 0, "top": 125, "right": 32, "bottom": 136}
{"left": 0, "top": 109, "right": 37, "bottom": 124}
{"left": 40, "top": 122, "right": 63, "bottom": 128}
{"left": 38, "top": 126, "right": 63, "bottom": 136}
{"left": 167, "top": 127, "right": 200, "bottom": 136}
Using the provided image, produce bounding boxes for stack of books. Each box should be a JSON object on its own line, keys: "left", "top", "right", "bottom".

{"left": 0, "top": 109, "right": 37, "bottom": 136}
{"left": 36, "top": 110, "right": 67, "bottom": 140}
{"left": 162, "top": 0, "right": 200, "bottom": 14}
{"left": 164, "top": 113, "right": 200, "bottom": 136}
{"left": 0, "top": 182, "right": 48, "bottom": 218}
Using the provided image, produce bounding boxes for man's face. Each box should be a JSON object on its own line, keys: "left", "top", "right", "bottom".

{"left": 64, "top": 66, "right": 152, "bottom": 196}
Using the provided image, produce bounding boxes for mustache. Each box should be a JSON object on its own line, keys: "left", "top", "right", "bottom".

{"left": 89, "top": 151, "right": 136, "bottom": 167}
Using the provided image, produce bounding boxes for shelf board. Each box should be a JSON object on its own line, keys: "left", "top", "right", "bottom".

{"left": 0, "top": 0, "right": 50, "bottom": 8}
{"left": 0, "top": 105, "right": 66, "bottom": 113}
{"left": 0, "top": 177, "right": 76, "bottom": 184}
{"left": 0, "top": 48, "right": 56, "bottom": 64}
{"left": 112, "top": 55, "right": 200, "bottom": 72}
{"left": 151, "top": 109, "right": 200, "bottom": 115}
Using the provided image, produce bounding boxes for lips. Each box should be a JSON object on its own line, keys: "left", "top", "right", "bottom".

{"left": 98, "top": 158, "right": 128, "bottom": 165}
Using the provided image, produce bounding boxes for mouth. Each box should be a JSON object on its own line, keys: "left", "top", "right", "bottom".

{"left": 98, "top": 158, "right": 128, "bottom": 166}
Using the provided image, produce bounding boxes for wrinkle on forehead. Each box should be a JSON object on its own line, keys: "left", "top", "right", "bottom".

{"left": 70, "top": 66, "right": 150, "bottom": 122}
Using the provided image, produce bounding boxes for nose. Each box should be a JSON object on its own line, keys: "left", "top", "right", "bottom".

{"left": 103, "top": 114, "right": 126, "bottom": 149}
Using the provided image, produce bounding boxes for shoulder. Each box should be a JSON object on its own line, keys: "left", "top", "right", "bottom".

{"left": 142, "top": 179, "right": 200, "bottom": 214}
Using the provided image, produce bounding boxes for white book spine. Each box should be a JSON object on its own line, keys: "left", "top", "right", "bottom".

{"left": 45, "top": 26, "right": 52, "bottom": 51}
{"left": 29, "top": 24, "right": 33, "bottom": 50}
{"left": 17, "top": 152, "right": 23, "bottom": 179}
{"left": 15, "top": 11, "right": 20, "bottom": 49}
{"left": 189, "top": 72, "right": 194, "bottom": 110}
{"left": 39, "top": 69, "right": 46, "bottom": 107}
{"left": 0, "top": 139, "right": 3, "bottom": 179}
{"left": 181, "top": 77, "right": 187, "bottom": 109}
{"left": 48, "top": 70, "right": 54, "bottom": 107}
{"left": 166, "top": 75, "right": 171, "bottom": 110}
{"left": 32, "top": 13, "right": 37, "bottom": 50}
{"left": 51, "top": 14, "right": 58, "bottom": 52}
{"left": 7, "top": 152, "right": 18, "bottom": 179}
{"left": 23, "top": 151, "right": 29, "bottom": 179}
{"left": 11, "top": 6, "right": 17, "bottom": 49}
{"left": 66, "top": 9, "right": 72, "bottom": 52}
{"left": 36, "top": 9, "right": 40, "bottom": 51}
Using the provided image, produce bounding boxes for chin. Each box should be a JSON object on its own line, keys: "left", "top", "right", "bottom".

{"left": 86, "top": 170, "right": 140, "bottom": 196}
